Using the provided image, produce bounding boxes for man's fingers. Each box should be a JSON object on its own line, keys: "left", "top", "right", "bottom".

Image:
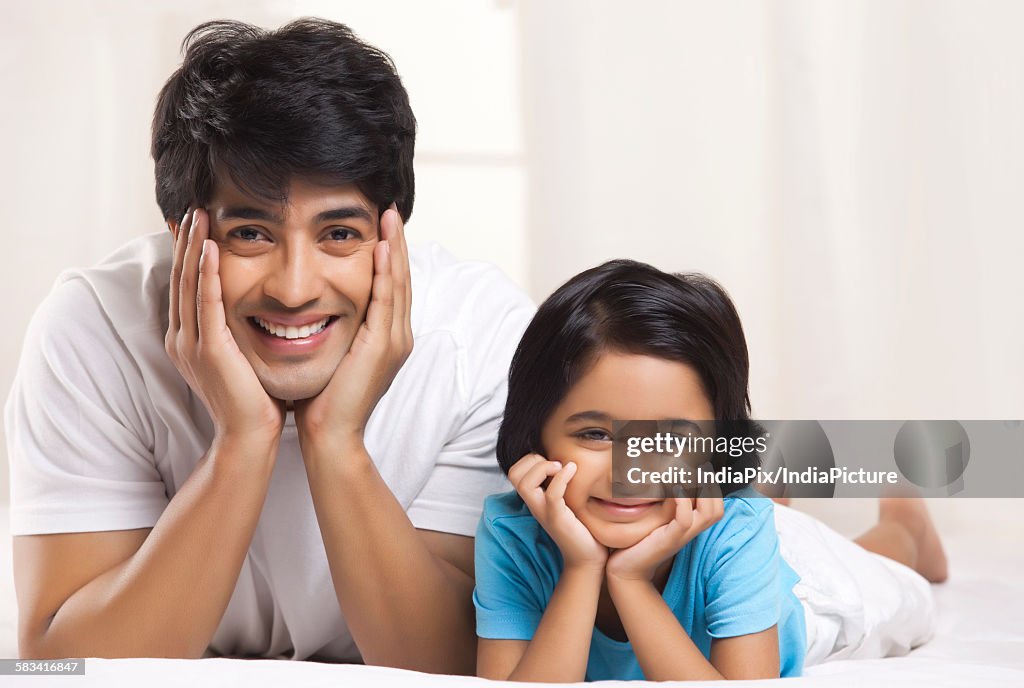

{"left": 381, "top": 205, "right": 412, "bottom": 358}
{"left": 196, "top": 239, "right": 228, "bottom": 346}
{"left": 389, "top": 203, "right": 413, "bottom": 344}
{"left": 394, "top": 204, "right": 412, "bottom": 341}
{"left": 364, "top": 239, "right": 394, "bottom": 337}
{"left": 381, "top": 207, "right": 409, "bottom": 333}
{"left": 168, "top": 209, "right": 192, "bottom": 333}
{"left": 179, "top": 208, "right": 207, "bottom": 342}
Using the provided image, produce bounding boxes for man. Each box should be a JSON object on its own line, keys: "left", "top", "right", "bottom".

{"left": 6, "top": 18, "right": 534, "bottom": 672}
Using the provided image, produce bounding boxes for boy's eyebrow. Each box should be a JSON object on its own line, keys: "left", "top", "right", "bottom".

{"left": 564, "top": 410, "right": 612, "bottom": 424}
{"left": 217, "top": 205, "right": 375, "bottom": 224}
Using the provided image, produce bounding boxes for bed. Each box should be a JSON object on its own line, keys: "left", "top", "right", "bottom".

{"left": 2, "top": 499, "right": 1022, "bottom": 687}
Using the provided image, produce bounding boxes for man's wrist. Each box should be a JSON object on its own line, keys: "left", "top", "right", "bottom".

{"left": 208, "top": 430, "right": 280, "bottom": 477}
{"left": 300, "top": 431, "right": 373, "bottom": 474}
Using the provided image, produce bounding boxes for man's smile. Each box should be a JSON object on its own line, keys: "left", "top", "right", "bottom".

{"left": 247, "top": 314, "right": 341, "bottom": 355}
{"left": 252, "top": 315, "right": 336, "bottom": 339}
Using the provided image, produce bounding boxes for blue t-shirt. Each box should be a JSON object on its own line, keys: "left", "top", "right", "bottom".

{"left": 473, "top": 487, "right": 807, "bottom": 680}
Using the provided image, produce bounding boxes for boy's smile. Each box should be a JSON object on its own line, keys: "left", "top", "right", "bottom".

{"left": 539, "top": 351, "right": 714, "bottom": 549}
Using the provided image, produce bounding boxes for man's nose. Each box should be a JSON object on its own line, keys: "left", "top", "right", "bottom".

{"left": 263, "top": 245, "right": 324, "bottom": 308}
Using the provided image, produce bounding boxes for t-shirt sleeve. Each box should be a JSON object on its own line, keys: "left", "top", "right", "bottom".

{"left": 472, "top": 498, "right": 546, "bottom": 640}
{"left": 5, "top": 276, "right": 169, "bottom": 535}
{"left": 703, "top": 500, "right": 784, "bottom": 638}
{"left": 406, "top": 263, "right": 535, "bottom": 537}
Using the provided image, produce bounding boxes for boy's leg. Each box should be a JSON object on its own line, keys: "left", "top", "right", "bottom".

{"left": 854, "top": 498, "right": 948, "bottom": 583}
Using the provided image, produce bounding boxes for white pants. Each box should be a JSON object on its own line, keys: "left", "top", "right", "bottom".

{"left": 773, "top": 504, "right": 937, "bottom": 666}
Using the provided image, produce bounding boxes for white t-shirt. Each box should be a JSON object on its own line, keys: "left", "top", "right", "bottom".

{"left": 5, "top": 231, "right": 536, "bottom": 661}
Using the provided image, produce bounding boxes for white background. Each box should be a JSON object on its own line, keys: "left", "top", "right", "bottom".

{"left": 3, "top": 0, "right": 1023, "bottom": 501}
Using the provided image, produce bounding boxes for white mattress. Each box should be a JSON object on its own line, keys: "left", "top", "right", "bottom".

{"left": 2, "top": 500, "right": 1022, "bottom": 687}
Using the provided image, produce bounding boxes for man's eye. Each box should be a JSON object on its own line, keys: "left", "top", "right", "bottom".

{"left": 230, "top": 227, "right": 267, "bottom": 242}
{"left": 576, "top": 429, "right": 612, "bottom": 442}
{"left": 326, "top": 228, "right": 360, "bottom": 241}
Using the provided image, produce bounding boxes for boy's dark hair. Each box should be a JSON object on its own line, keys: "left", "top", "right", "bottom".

{"left": 497, "top": 260, "right": 758, "bottom": 476}
{"left": 151, "top": 18, "right": 416, "bottom": 224}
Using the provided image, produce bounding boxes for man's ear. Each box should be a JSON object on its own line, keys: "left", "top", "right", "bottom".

{"left": 167, "top": 219, "right": 180, "bottom": 239}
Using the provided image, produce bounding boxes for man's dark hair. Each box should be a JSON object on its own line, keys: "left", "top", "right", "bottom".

{"left": 151, "top": 18, "right": 416, "bottom": 223}
{"left": 497, "top": 260, "right": 758, "bottom": 478}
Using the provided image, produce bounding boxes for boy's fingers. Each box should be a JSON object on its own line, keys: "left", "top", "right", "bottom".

{"left": 522, "top": 460, "right": 561, "bottom": 491}
{"left": 545, "top": 462, "right": 577, "bottom": 506}
{"left": 519, "top": 462, "right": 562, "bottom": 516}
{"left": 673, "top": 497, "right": 696, "bottom": 531}
{"left": 508, "top": 453, "right": 544, "bottom": 486}
{"left": 168, "top": 209, "right": 192, "bottom": 332}
{"left": 694, "top": 496, "right": 724, "bottom": 527}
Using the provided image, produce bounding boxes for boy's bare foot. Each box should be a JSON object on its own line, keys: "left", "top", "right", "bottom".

{"left": 877, "top": 497, "right": 949, "bottom": 583}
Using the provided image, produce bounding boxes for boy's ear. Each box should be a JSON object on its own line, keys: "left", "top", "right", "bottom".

{"left": 167, "top": 219, "right": 179, "bottom": 239}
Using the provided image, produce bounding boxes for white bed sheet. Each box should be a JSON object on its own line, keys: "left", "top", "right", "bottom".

{"left": 2, "top": 501, "right": 1022, "bottom": 687}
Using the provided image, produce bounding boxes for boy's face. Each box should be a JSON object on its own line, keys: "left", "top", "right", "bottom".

{"left": 196, "top": 175, "right": 379, "bottom": 401}
{"left": 539, "top": 351, "right": 714, "bottom": 549}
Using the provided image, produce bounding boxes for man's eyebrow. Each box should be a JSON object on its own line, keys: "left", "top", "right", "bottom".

{"left": 217, "top": 205, "right": 375, "bottom": 224}
{"left": 218, "top": 206, "right": 283, "bottom": 223}
{"left": 314, "top": 206, "right": 375, "bottom": 223}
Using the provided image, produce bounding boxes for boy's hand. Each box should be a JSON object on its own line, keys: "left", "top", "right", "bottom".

{"left": 165, "top": 208, "right": 286, "bottom": 444}
{"left": 293, "top": 204, "right": 413, "bottom": 461}
{"left": 508, "top": 454, "right": 608, "bottom": 571}
{"left": 606, "top": 490, "right": 724, "bottom": 583}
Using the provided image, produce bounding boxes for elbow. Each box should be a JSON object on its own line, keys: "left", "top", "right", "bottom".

{"left": 18, "top": 613, "right": 57, "bottom": 659}
{"left": 19, "top": 623, "right": 205, "bottom": 660}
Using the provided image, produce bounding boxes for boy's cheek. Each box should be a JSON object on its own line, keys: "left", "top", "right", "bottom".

{"left": 562, "top": 482, "right": 591, "bottom": 517}
{"left": 657, "top": 500, "right": 678, "bottom": 526}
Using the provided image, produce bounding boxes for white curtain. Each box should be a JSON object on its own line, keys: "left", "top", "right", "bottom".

{"left": 518, "top": 0, "right": 1024, "bottom": 420}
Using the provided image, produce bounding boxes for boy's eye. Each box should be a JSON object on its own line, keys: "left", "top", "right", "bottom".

{"left": 575, "top": 428, "right": 612, "bottom": 442}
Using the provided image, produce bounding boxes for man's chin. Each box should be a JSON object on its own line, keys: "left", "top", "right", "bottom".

{"left": 258, "top": 373, "right": 332, "bottom": 403}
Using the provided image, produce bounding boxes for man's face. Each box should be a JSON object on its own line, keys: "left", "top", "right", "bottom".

{"left": 198, "top": 175, "right": 378, "bottom": 401}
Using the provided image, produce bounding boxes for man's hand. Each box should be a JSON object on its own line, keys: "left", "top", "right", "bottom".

{"left": 294, "top": 203, "right": 413, "bottom": 460}
{"left": 606, "top": 491, "right": 724, "bottom": 583}
{"left": 508, "top": 454, "right": 609, "bottom": 571}
{"left": 165, "top": 208, "right": 286, "bottom": 443}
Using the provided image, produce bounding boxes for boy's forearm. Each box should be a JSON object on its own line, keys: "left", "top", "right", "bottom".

{"left": 303, "top": 444, "right": 478, "bottom": 674}
{"left": 506, "top": 565, "right": 604, "bottom": 682}
{"left": 607, "top": 577, "right": 723, "bottom": 681}
{"left": 27, "top": 434, "right": 279, "bottom": 659}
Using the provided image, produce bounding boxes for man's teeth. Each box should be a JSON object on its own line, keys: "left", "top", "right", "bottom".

{"left": 255, "top": 317, "right": 330, "bottom": 339}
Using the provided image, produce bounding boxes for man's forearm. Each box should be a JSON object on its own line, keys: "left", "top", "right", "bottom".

{"left": 304, "top": 443, "right": 476, "bottom": 674}
{"left": 27, "top": 434, "right": 278, "bottom": 659}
